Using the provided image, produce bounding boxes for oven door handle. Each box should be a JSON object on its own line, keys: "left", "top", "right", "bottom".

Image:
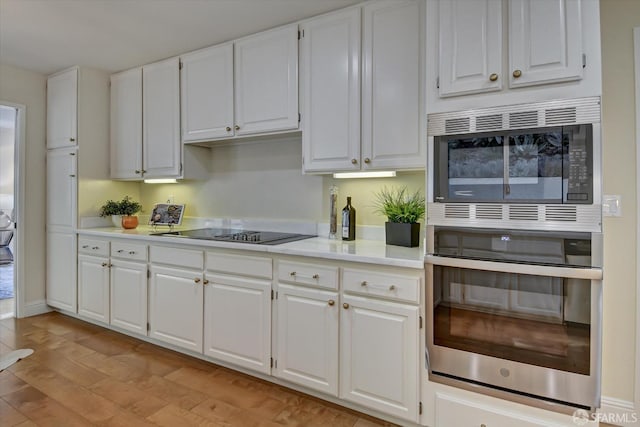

{"left": 425, "top": 255, "right": 602, "bottom": 280}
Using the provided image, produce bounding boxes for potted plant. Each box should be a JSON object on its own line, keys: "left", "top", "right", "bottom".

{"left": 99, "top": 196, "right": 142, "bottom": 229}
{"left": 373, "top": 186, "right": 425, "bottom": 247}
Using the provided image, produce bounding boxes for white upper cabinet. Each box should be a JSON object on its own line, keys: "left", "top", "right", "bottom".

{"left": 508, "top": 0, "right": 583, "bottom": 88}
{"left": 234, "top": 24, "right": 299, "bottom": 136}
{"left": 362, "top": 0, "right": 424, "bottom": 170}
{"left": 181, "top": 43, "right": 235, "bottom": 142}
{"left": 179, "top": 25, "right": 298, "bottom": 143}
{"left": 438, "top": 0, "right": 502, "bottom": 97}
{"left": 437, "top": 0, "right": 584, "bottom": 98}
{"left": 47, "top": 68, "right": 77, "bottom": 149}
{"left": 143, "top": 57, "right": 182, "bottom": 178}
{"left": 300, "top": 8, "right": 361, "bottom": 173}
{"left": 110, "top": 67, "right": 142, "bottom": 179}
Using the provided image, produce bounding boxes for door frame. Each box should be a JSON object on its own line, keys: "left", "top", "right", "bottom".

{"left": 634, "top": 25, "right": 640, "bottom": 416}
{"left": 0, "top": 101, "right": 26, "bottom": 318}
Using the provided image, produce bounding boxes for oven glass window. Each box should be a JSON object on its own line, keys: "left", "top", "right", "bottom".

{"left": 433, "top": 265, "right": 591, "bottom": 375}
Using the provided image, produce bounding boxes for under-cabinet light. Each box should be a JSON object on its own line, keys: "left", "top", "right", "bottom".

{"left": 143, "top": 179, "right": 178, "bottom": 184}
{"left": 332, "top": 171, "right": 397, "bottom": 179}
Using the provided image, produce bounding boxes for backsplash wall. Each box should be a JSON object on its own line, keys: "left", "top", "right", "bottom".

{"left": 137, "top": 135, "right": 426, "bottom": 226}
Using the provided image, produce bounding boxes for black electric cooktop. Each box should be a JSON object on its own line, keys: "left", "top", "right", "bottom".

{"left": 152, "top": 228, "right": 315, "bottom": 245}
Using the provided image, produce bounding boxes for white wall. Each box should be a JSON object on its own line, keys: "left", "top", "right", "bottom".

{"left": 599, "top": 0, "right": 640, "bottom": 406}
{"left": 0, "top": 64, "right": 47, "bottom": 306}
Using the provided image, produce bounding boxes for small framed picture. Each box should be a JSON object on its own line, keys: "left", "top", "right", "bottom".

{"left": 149, "top": 204, "right": 185, "bottom": 226}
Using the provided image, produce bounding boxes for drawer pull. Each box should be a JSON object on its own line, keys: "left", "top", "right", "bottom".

{"left": 194, "top": 278, "right": 201, "bottom": 283}
{"left": 101, "top": 262, "right": 108, "bottom": 267}
{"left": 328, "top": 300, "right": 335, "bottom": 306}
{"left": 92, "top": 246, "right": 99, "bottom": 250}
{"left": 129, "top": 251, "right": 136, "bottom": 255}
{"left": 481, "top": 424, "right": 487, "bottom": 427}
{"left": 343, "top": 303, "right": 349, "bottom": 309}
{"left": 117, "top": 249, "right": 124, "bottom": 253}
{"left": 203, "top": 279, "right": 210, "bottom": 285}
{"left": 82, "top": 245, "right": 89, "bottom": 249}
{"left": 361, "top": 281, "right": 397, "bottom": 291}
{"left": 289, "top": 271, "right": 320, "bottom": 280}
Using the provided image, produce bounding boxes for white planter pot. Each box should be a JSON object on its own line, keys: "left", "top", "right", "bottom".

{"left": 111, "top": 215, "right": 122, "bottom": 228}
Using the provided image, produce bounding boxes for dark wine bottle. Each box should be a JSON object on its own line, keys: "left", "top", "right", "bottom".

{"left": 341, "top": 196, "right": 356, "bottom": 241}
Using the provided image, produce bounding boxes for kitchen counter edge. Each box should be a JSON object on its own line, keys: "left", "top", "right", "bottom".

{"left": 77, "top": 227, "right": 426, "bottom": 269}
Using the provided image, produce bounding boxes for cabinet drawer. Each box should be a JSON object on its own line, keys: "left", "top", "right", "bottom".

{"left": 150, "top": 246, "right": 203, "bottom": 270}
{"left": 206, "top": 251, "right": 272, "bottom": 279}
{"left": 435, "top": 394, "right": 550, "bottom": 427}
{"left": 111, "top": 241, "right": 147, "bottom": 261}
{"left": 278, "top": 260, "right": 338, "bottom": 290}
{"left": 342, "top": 268, "right": 420, "bottom": 303}
{"left": 78, "top": 237, "right": 109, "bottom": 256}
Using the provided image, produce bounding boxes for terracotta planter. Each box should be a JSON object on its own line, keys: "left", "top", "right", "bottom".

{"left": 121, "top": 215, "right": 139, "bottom": 229}
{"left": 385, "top": 222, "right": 420, "bottom": 247}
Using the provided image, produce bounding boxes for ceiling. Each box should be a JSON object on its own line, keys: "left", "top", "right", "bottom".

{"left": 0, "top": 0, "right": 361, "bottom": 76}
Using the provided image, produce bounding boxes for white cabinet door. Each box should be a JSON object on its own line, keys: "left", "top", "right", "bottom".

{"left": 340, "top": 294, "right": 419, "bottom": 422}
{"left": 181, "top": 43, "right": 235, "bottom": 142}
{"left": 47, "top": 68, "right": 77, "bottom": 149}
{"left": 78, "top": 254, "right": 110, "bottom": 324}
{"left": 275, "top": 284, "right": 339, "bottom": 396}
{"left": 110, "top": 67, "right": 143, "bottom": 179}
{"left": 46, "top": 231, "right": 77, "bottom": 312}
{"left": 149, "top": 265, "right": 203, "bottom": 353}
{"left": 438, "top": 0, "right": 503, "bottom": 96}
{"left": 362, "top": 0, "right": 424, "bottom": 170}
{"left": 204, "top": 274, "right": 271, "bottom": 374}
{"left": 300, "top": 8, "right": 361, "bottom": 172}
{"left": 110, "top": 259, "right": 148, "bottom": 335}
{"left": 234, "top": 24, "right": 299, "bottom": 136}
{"left": 46, "top": 148, "right": 77, "bottom": 229}
{"left": 508, "top": 0, "right": 583, "bottom": 88}
{"left": 143, "top": 57, "right": 181, "bottom": 178}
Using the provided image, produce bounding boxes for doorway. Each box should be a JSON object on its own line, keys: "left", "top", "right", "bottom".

{"left": 0, "top": 105, "right": 17, "bottom": 319}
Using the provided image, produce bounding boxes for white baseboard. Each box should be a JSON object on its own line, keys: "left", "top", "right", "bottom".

{"left": 599, "top": 396, "right": 638, "bottom": 426}
{"left": 19, "top": 300, "right": 52, "bottom": 318}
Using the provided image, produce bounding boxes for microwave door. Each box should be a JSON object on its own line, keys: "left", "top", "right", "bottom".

{"left": 504, "top": 128, "right": 565, "bottom": 203}
{"left": 439, "top": 135, "right": 505, "bottom": 202}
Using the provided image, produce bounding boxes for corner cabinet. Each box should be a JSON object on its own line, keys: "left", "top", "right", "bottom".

{"left": 181, "top": 24, "right": 298, "bottom": 143}
{"left": 437, "top": 0, "right": 584, "bottom": 98}
{"left": 301, "top": 1, "right": 425, "bottom": 173}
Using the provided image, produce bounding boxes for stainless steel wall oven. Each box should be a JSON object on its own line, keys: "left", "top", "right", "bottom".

{"left": 425, "top": 97, "right": 604, "bottom": 411}
{"left": 426, "top": 226, "right": 603, "bottom": 410}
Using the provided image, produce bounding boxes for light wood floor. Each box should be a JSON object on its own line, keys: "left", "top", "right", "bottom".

{"left": 0, "top": 312, "right": 396, "bottom": 427}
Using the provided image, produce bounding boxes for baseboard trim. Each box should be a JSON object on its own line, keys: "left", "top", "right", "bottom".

{"left": 599, "top": 396, "right": 638, "bottom": 426}
{"left": 19, "top": 300, "right": 52, "bottom": 318}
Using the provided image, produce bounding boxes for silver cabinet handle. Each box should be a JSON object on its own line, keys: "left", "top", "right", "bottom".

{"left": 129, "top": 251, "right": 136, "bottom": 255}
{"left": 361, "top": 281, "right": 396, "bottom": 291}
{"left": 117, "top": 249, "right": 124, "bottom": 253}
{"left": 82, "top": 245, "right": 89, "bottom": 249}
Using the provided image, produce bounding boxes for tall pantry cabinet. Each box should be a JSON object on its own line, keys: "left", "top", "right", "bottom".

{"left": 46, "top": 67, "right": 110, "bottom": 312}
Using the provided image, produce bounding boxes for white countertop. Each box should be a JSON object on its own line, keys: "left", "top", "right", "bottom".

{"left": 77, "top": 226, "right": 426, "bottom": 269}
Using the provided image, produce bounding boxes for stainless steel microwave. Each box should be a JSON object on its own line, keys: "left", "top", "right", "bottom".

{"left": 426, "top": 97, "right": 602, "bottom": 232}
{"left": 433, "top": 124, "right": 593, "bottom": 204}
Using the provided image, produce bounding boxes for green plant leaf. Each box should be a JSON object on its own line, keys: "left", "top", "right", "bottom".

{"left": 372, "top": 186, "right": 425, "bottom": 223}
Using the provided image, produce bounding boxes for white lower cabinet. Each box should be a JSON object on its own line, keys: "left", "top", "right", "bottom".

{"left": 435, "top": 393, "right": 552, "bottom": 427}
{"left": 203, "top": 274, "right": 271, "bottom": 374}
{"left": 77, "top": 254, "right": 110, "bottom": 324}
{"left": 275, "top": 283, "right": 339, "bottom": 395}
{"left": 110, "top": 259, "right": 147, "bottom": 335}
{"left": 47, "top": 231, "right": 77, "bottom": 312}
{"left": 340, "top": 293, "right": 420, "bottom": 422}
{"left": 204, "top": 251, "right": 273, "bottom": 374}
